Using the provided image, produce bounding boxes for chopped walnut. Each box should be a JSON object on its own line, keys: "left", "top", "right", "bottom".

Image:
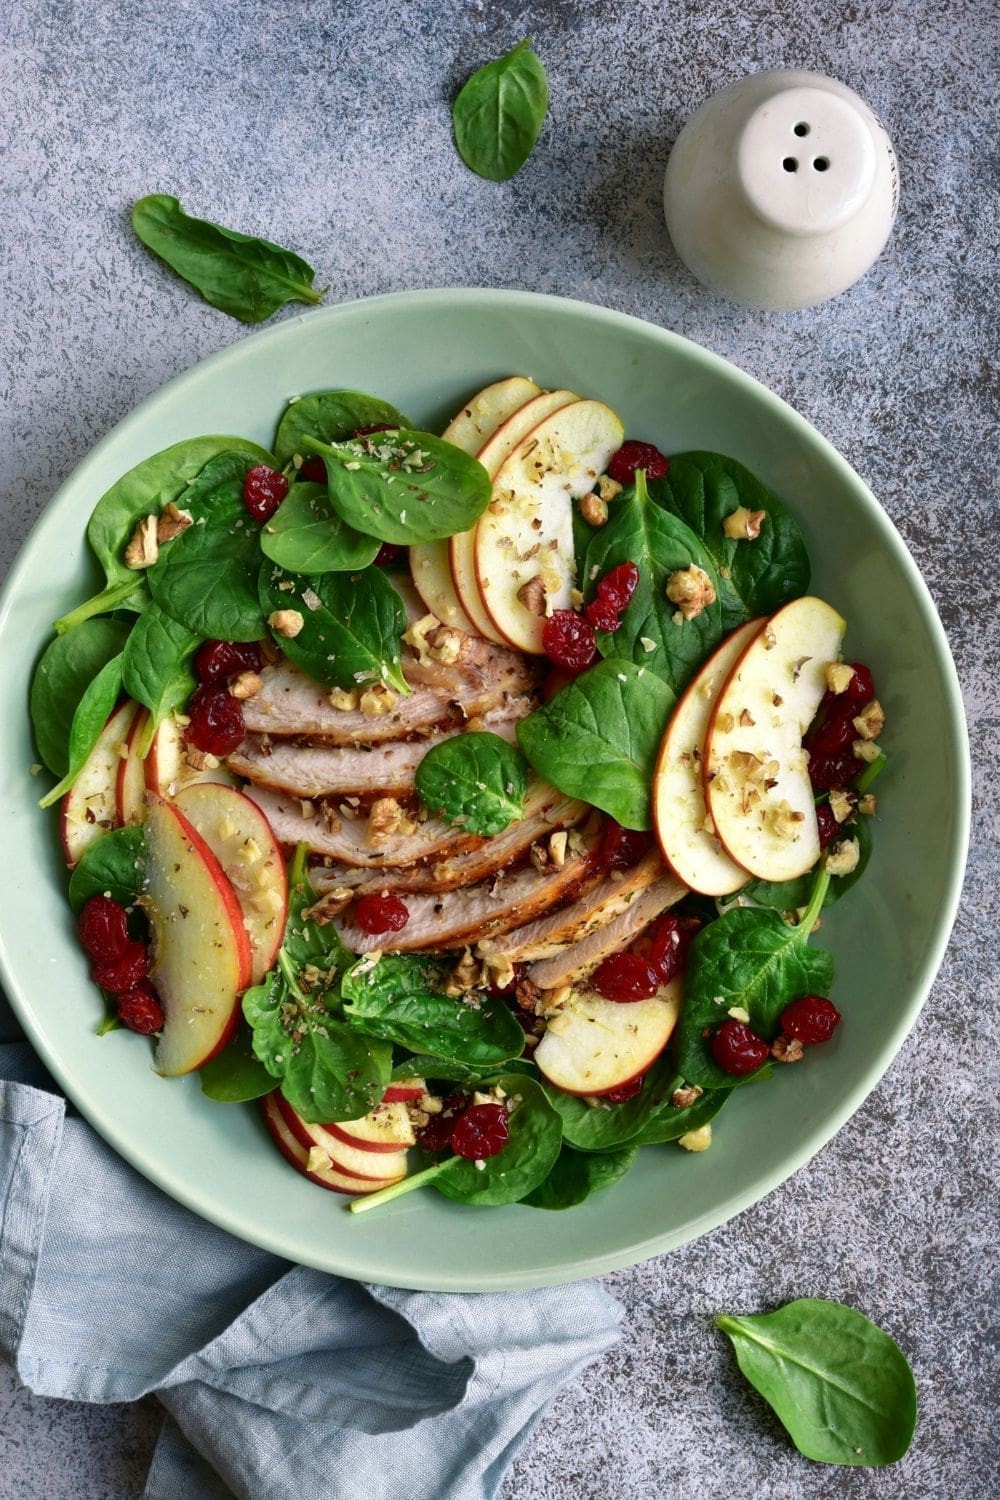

{"left": 671, "top": 1084, "right": 704, "bottom": 1109}
{"left": 268, "top": 609, "right": 304, "bottom": 638}
{"left": 678, "top": 1124, "right": 713, "bottom": 1152}
{"left": 825, "top": 836, "right": 860, "bottom": 876}
{"left": 858, "top": 793, "right": 878, "bottom": 817}
{"left": 444, "top": 948, "right": 482, "bottom": 996}
{"left": 516, "top": 575, "right": 547, "bottom": 617}
{"left": 853, "top": 738, "right": 881, "bottom": 763}
{"left": 402, "top": 613, "right": 441, "bottom": 668}
{"left": 482, "top": 953, "right": 515, "bottom": 992}
{"left": 579, "top": 492, "right": 608, "bottom": 527}
{"left": 359, "top": 685, "right": 397, "bottom": 718}
{"left": 665, "top": 565, "right": 716, "bottom": 621}
{"left": 825, "top": 661, "right": 855, "bottom": 695}
{"left": 367, "top": 796, "right": 416, "bottom": 842}
{"left": 853, "top": 699, "right": 884, "bottom": 740}
{"left": 540, "top": 563, "right": 564, "bottom": 598}
{"left": 156, "top": 501, "right": 193, "bottom": 542}
{"left": 727, "top": 1005, "right": 750, "bottom": 1023}
{"left": 124, "top": 514, "right": 159, "bottom": 569}
{"left": 771, "top": 800, "right": 806, "bottom": 838}
{"left": 722, "top": 506, "right": 765, "bottom": 540}
{"left": 771, "top": 1034, "right": 804, "bottom": 1064}
{"left": 828, "top": 788, "right": 855, "bottom": 823}
{"left": 515, "top": 974, "right": 542, "bottom": 1014}
{"left": 529, "top": 841, "right": 548, "bottom": 873}
{"left": 229, "top": 670, "right": 262, "bottom": 700}
{"left": 597, "top": 474, "right": 623, "bottom": 503}
{"left": 328, "top": 687, "right": 359, "bottom": 712}
{"left": 306, "top": 1145, "right": 332, "bottom": 1173}
{"left": 428, "top": 625, "right": 463, "bottom": 664}
{"left": 548, "top": 830, "right": 568, "bottom": 869}
{"left": 184, "top": 745, "right": 220, "bottom": 772}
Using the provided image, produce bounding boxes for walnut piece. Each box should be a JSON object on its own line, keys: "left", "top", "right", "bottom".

{"left": 824, "top": 661, "right": 855, "bottom": 695}
{"left": 828, "top": 788, "right": 855, "bottom": 824}
{"left": 516, "top": 575, "right": 547, "bottom": 617}
{"left": 548, "top": 830, "right": 568, "bottom": 869}
{"left": 858, "top": 793, "right": 878, "bottom": 817}
{"left": 771, "top": 1034, "right": 805, "bottom": 1064}
{"left": 328, "top": 687, "right": 359, "bottom": 711}
{"left": 156, "top": 501, "right": 193, "bottom": 543}
{"left": 268, "top": 609, "right": 304, "bottom": 638}
{"left": 853, "top": 738, "right": 881, "bottom": 763}
{"left": 367, "top": 795, "right": 416, "bottom": 842}
{"left": 124, "top": 514, "right": 159, "bottom": 570}
{"left": 579, "top": 492, "right": 608, "bottom": 527}
{"left": 722, "top": 506, "right": 766, "bottom": 540}
{"left": 359, "top": 685, "right": 397, "bottom": 718}
{"left": 671, "top": 1084, "right": 704, "bottom": 1109}
{"left": 853, "top": 699, "right": 885, "bottom": 741}
{"left": 678, "top": 1124, "right": 713, "bottom": 1152}
{"left": 825, "top": 836, "right": 861, "bottom": 876}
{"left": 428, "top": 625, "right": 463, "bottom": 664}
{"left": 402, "top": 613, "right": 440, "bottom": 668}
{"left": 665, "top": 565, "right": 717, "bottom": 620}
{"left": 229, "top": 671, "right": 262, "bottom": 700}
{"left": 597, "top": 474, "right": 623, "bottom": 503}
{"left": 184, "top": 745, "right": 220, "bottom": 772}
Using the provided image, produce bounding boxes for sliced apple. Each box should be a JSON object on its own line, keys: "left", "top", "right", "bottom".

{"left": 449, "top": 388, "right": 580, "bottom": 641}
{"left": 704, "top": 596, "right": 847, "bottom": 883}
{"left": 144, "top": 794, "right": 253, "bottom": 1076}
{"left": 652, "top": 620, "right": 764, "bottom": 895}
{"left": 273, "top": 1095, "right": 408, "bottom": 1182}
{"left": 474, "top": 399, "right": 625, "bottom": 653}
{"left": 410, "top": 377, "right": 540, "bottom": 635}
{"left": 115, "top": 709, "right": 149, "bottom": 827}
{"left": 318, "top": 1100, "right": 416, "bottom": 1154}
{"left": 534, "top": 979, "right": 683, "bottom": 1096}
{"left": 60, "top": 700, "right": 139, "bottom": 867}
{"left": 382, "top": 1079, "right": 425, "bottom": 1104}
{"left": 262, "top": 1094, "right": 403, "bottom": 1196}
{"left": 143, "top": 713, "right": 236, "bottom": 797}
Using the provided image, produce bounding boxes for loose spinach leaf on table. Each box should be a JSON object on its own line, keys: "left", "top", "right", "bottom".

{"left": 675, "top": 869, "right": 834, "bottom": 1088}
{"left": 342, "top": 953, "right": 525, "bottom": 1069}
{"left": 67, "top": 825, "right": 146, "bottom": 911}
{"left": 199, "top": 1028, "right": 275, "bottom": 1103}
{"left": 54, "top": 436, "right": 274, "bottom": 634}
{"left": 522, "top": 1142, "right": 638, "bottom": 1210}
{"left": 717, "top": 1299, "right": 917, "bottom": 1466}
{"left": 517, "top": 659, "right": 674, "bottom": 829}
{"left": 260, "top": 483, "right": 381, "bottom": 574}
{"left": 650, "top": 454, "right": 810, "bottom": 632}
{"left": 414, "top": 731, "right": 529, "bottom": 836}
{"left": 744, "top": 814, "right": 873, "bottom": 910}
{"left": 452, "top": 39, "right": 549, "bottom": 182}
{"left": 121, "top": 604, "right": 199, "bottom": 752}
{"left": 258, "top": 561, "right": 409, "bottom": 695}
{"left": 38, "top": 653, "right": 125, "bottom": 809}
{"left": 273, "top": 391, "right": 410, "bottom": 467}
{"left": 132, "top": 194, "right": 327, "bottom": 323}
{"left": 301, "top": 429, "right": 491, "bottom": 544}
{"left": 583, "top": 472, "right": 724, "bottom": 693}
{"left": 30, "top": 617, "right": 130, "bottom": 775}
{"left": 148, "top": 451, "right": 267, "bottom": 641}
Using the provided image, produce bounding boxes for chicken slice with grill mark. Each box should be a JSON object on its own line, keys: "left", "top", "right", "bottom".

{"left": 527, "top": 874, "right": 688, "bottom": 991}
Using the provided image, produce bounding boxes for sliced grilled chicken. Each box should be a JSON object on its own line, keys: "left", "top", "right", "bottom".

{"left": 333, "top": 830, "right": 603, "bottom": 953}
{"left": 527, "top": 873, "right": 687, "bottom": 991}
{"left": 310, "top": 795, "right": 590, "bottom": 896}
{"left": 247, "top": 787, "right": 482, "bottom": 866}
{"left": 481, "top": 852, "right": 675, "bottom": 965}
{"left": 243, "top": 655, "right": 536, "bottom": 740}
{"left": 228, "top": 704, "right": 530, "bottom": 800}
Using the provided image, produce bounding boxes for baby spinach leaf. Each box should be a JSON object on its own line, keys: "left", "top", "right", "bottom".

{"left": 54, "top": 435, "right": 273, "bottom": 634}
{"left": 121, "top": 605, "right": 199, "bottom": 752}
{"left": 38, "top": 654, "right": 125, "bottom": 809}
{"left": 258, "top": 562, "right": 409, "bottom": 695}
{"left": 273, "top": 391, "right": 409, "bottom": 467}
{"left": 650, "top": 454, "right": 810, "bottom": 632}
{"left": 676, "top": 869, "right": 834, "bottom": 1088}
{"left": 584, "top": 472, "right": 724, "bottom": 693}
{"left": 629, "top": 1081, "right": 732, "bottom": 1146}
{"left": 68, "top": 825, "right": 146, "bottom": 912}
{"left": 199, "top": 1029, "right": 275, "bottom": 1103}
{"left": 542, "top": 1054, "right": 730, "bottom": 1151}
{"left": 282, "top": 842, "right": 353, "bottom": 974}
{"left": 132, "top": 194, "right": 327, "bottom": 323}
{"left": 148, "top": 452, "right": 267, "bottom": 641}
{"left": 522, "top": 1142, "right": 638, "bottom": 1209}
{"left": 452, "top": 39, "right": 548, "bottom": 181}
{"left": 517, "top": 659, "right": 674, "bottom": 829}
{"left": 414, "top": 731, "right": 529, "bottom": 836}
{"left": 744, "top": 815, "right": 873, "bottom": 910}
{"left": 301, "top": 429, "right": 491, "bottom": 544}
{"left": 716, "top": 1299, "right": 917, "bottom": 1466}
{"left": 260, "top": 483, "right": 381, "bottom": 574}
{"left": 341, "top": 953, "right": 525, "bottom": 1068}
{"left": 391, "top": 1055, "right": 537, "bottom": 1084}
{"left": 30, "top": 617, "right": 130, "bottom": 775}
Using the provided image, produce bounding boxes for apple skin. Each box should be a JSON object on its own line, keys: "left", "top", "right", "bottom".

{"left": 382, "top": 1080, "right": 425, "bottom": 1104}
{"left": 262, "top": 1094, "right": 401, "bottom": 1196}
{"left": 115, "top": 709, "right": 148, "bottom": 826}
{"left": 60, "top": 700, "right": 139, "bottom": 867}
{"left": 534, "top": 981, "right": 683, "bottom": 1097}
{"left": 317, "top": 1101, "right": 416, "bottom": 1155}
{"left": 272, "top": 1094, "right": 408, "bottom": 1183}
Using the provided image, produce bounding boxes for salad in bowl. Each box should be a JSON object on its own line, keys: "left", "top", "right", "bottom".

{"left": 29, "top": 375, "right": 886, "bottom": 1215}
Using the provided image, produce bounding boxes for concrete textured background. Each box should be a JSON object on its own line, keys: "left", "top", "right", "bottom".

{"left": 1, "top": 0, "right": 997, "bottom": 1496}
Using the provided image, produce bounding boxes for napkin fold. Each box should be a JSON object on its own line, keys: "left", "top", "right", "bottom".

{"left": 0, "top": 1012, "right": 621, "bottom": 1500}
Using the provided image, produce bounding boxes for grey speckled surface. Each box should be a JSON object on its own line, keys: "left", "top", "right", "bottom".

{"left": 1, "top": 1, "right": 997, "bottom": 1496}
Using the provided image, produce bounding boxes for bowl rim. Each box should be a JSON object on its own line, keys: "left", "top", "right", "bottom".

{"left": 0, "top": 287, "right": 971, "bottom": 1289}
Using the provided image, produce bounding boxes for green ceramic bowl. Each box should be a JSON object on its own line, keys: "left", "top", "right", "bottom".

{"left": 0, "top": 290, "right": 969, "bottom": 1290}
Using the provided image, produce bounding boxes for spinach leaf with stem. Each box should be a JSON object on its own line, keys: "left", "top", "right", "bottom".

{"left": 391, "top": 1055, "right": 537, "bottom": 1085}
{"left": 121, "top": 605, "right": 199, "bottom": 755}
{"left": 452, "top": 39, "right": 549, "bottom": 182}
{"left": 132, "top": 194, "right": 327, "bottom": 323}
{"left": 260, "top": 482, "right": 381, "bottom": 574}
{"left": 650, "top": 453, "right": 810, "bottom": 632}
{"left": 199, "top": 1028, "right": 275, "bottom": 1103}
{"left": 522, "top": 1142, "right": 638, "bottom": 1210}
{"left": 54, "top": 436, "right": 274, "bottom": 634}
{"left": 67, "top": 825, "right": 146, "bottom": 912}
{"left": 414, "top": 731, "right": 529, "bottom": 837}
{"left": 341, "top": 953, "right": 525, "bottom": 1069}
{"left": 349, "top": 1072, "right": 563, "bottom": 1213}
{"left": 273, "top": 391, "right": 410, "bottom": 467}
{"left": 583, "top": 471, "right": 724, "bottom": 693}
{"left": 517, "top": 659, "right": 674, "bottom": 829}
{"left": 543, "top": 1053, "right": 731, "bottom": 1152}
{"left": 258, "top": 561, "right": 409, "bottom": 696}
{"left": 30, "top": 617, "right": 130, "bottom": 775}
{"left": 743, "top": 813, "right": 873, "bottom": 911}
{"left": 716, "top": 1299, "right": 917, "bottom": 1466}
{"left": 301, "top": 429, "right": 492, "bottom": 544}
{"left": 675, "top": 867, "right": 834, "bottom": 1088}
{"left": 38, "top": 654, "right": 125, "bottom": 809}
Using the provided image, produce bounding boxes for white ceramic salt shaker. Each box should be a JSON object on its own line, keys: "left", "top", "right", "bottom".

{"left": 663, "top": 70, "right": 899, "bottom": 310}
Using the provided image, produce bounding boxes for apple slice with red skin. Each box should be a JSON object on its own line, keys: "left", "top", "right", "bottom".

{"left": 173, "top": 781, "right": 288, "bottom": 983}
{"left": 382, "top": 1080, "right": 425, "bottom": 1104}
{"left": 60, "top": 699, "right": 138, "bottom": 867}
{"left": 318, "top": 1100, "right": 416, "bottom": 1154}
{"left": 262, "top": 1094, "right": 403, "bottom": 1196}
{"left": 273, "top": 1095, "right": 408, "bottom": 1181}
{"left": 703, "top": 596, "right": 847, "bottom": 883}
{"left": 652, "top": 619, "right": 764, "bottom": 895}
{"left": 143, "top": 713, "right": 236, "bottom": 798}
{"left": 144, "top": 793, "right": 253, "bottom": 1076}
{"left": 534, "top": 979, "right": 683, "bottom": 1097}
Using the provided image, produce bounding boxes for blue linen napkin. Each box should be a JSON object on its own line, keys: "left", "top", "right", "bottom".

{"left": 0, "top": 998, "right": 622, "bottom": 1500}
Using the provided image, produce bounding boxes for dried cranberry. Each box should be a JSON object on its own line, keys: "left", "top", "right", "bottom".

{"left": 78, "top": 895, "right": 131, "bottom": 963}
{"left": 194, "top": 639, "right": 262, "bottom": 685}
{"left": 92, "top": 940, "right": 149, "bottom": 994}
{"left": 354, "top": 893, "right": 410, "bottom": 935}
{"left": 242, "top": 465, "right": 289, "bottom": 523}
{"left": 585, "top": 597, "right": 623, "bottom": 633}
{"left": 417, "top": 1094, "right": 466, "bottom": 1152}
{"left": 116, "top": 983, "right": 164, "bottom": 1035}
{"left": 450, "top": 1103, "right": 509, "bottom": 1160}
{"left": 607, "top": 440, "right": 669, "bottom": 485}
{"left": 809, "top": 704, "right": 857, "bottom": 758}
{"left": 646, "top": 914, "right": 698, "bottom": 985}
{"left": 815, "top": 801, "right": 840, "bottom": 849}
{"left": 780, "top": 994, "right": 841, "bottom": 1044}
{"left": 809, "top": 747, "right": 858, "bottom": 792}
{"left": 592, "top": 952, "right": 661, "bottom": 1002}
{"left": 374, "top": 543, "right": 405, "bottom": 566}
{"left": 596, "top": 562, "right": 639, "bottom": 612}
{"left": 711, "top": 1019, "right": 770, "bottom": 1076}
{"left": 352, "top": 423, "right": 397, "bottom": 438}
{"left": 602, "top": 1074, "right": 645, "bottom": 1104}
{"left": 843, "top": 662, "right": 875, "bottom": 704}
{"left": 186, "top": 685, "right": 246, "bottom": 756}
{"left": 299, "top": 456, "right": 328, "bottom": 483}
{"left": 541, "top": 610, "right": 598, "bottom": 673}
{"left": 599, "top": 820, "right": 652, "bottom": 871}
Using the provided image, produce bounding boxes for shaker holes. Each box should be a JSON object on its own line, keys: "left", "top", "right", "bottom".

{"left": 793, "top": 122, "right": 810, "bottom": 136}
{"left": 782, "top": 157, "right": 798, "bottom": 172}
{"left": 813, "top": 156, "right": 830, "bottom": 171}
